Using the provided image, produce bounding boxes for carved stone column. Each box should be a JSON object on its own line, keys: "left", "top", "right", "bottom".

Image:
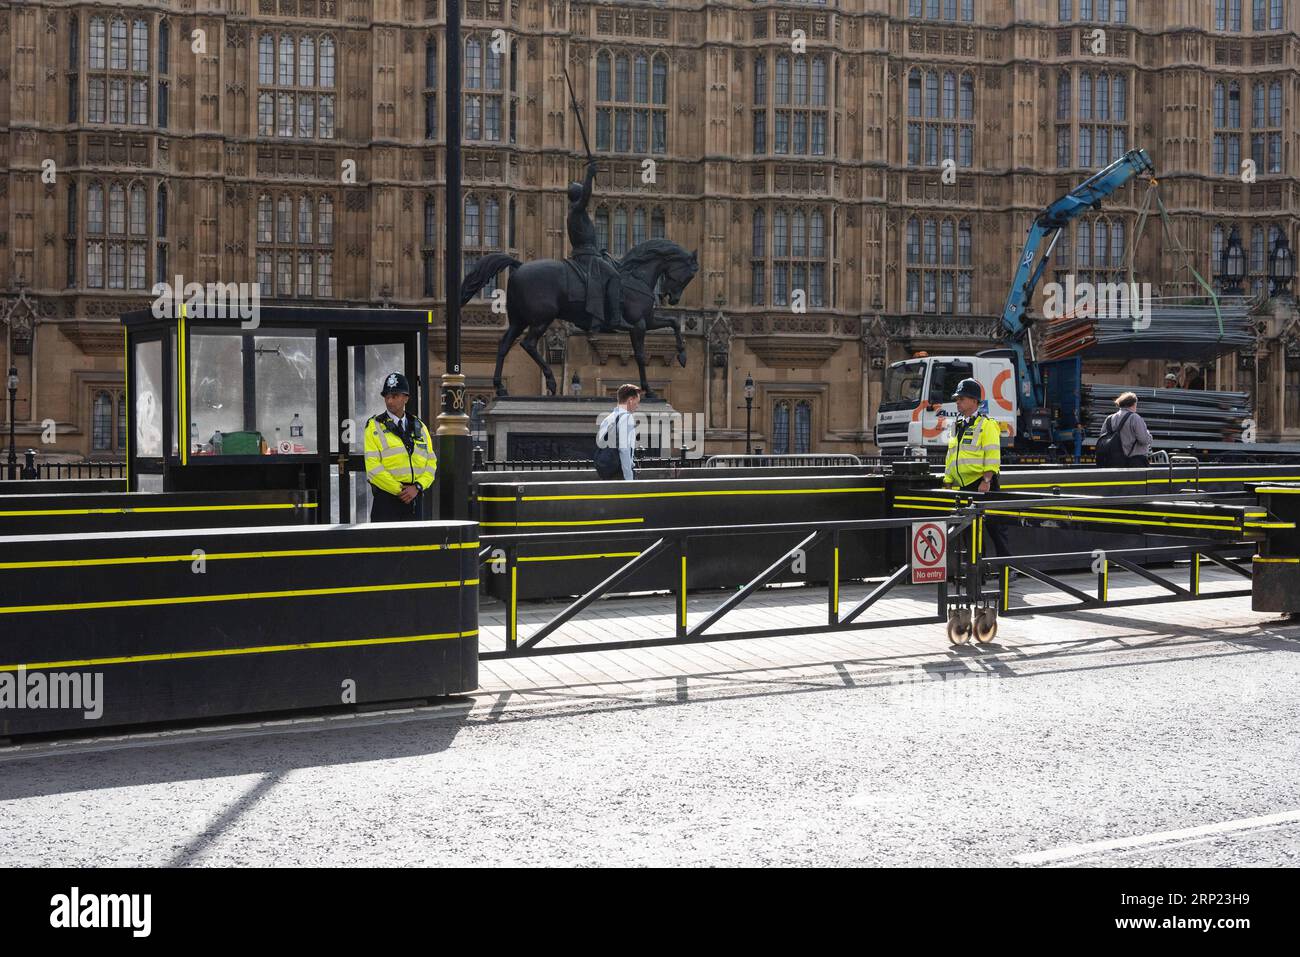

{"left": 706, "top": 311, "right": 731, "bottom": 430}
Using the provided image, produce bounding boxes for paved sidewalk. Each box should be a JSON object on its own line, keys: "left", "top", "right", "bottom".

{"left": 474, "top": 565, "right": 1261, "bottom": 711}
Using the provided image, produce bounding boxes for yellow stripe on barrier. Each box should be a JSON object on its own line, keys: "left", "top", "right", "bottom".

{"left": 1245, "top": 521, "right": 1294, "bottom": 529}
{"left": 522, "top": 487, "right": 884, "bottom": 502}
{"left": 1001, "top": 480, "right": 1138, "bottom": 489}
{"left": 1256, "top": 487, "right": 1300, "bottom": 494}
{"left": 0, "top": 629, "right": 480, "bottom": 673}
{"left": 833, "top": 546, "right": 839, "bottom": 615}
{"left": 480, "top": 518, "right": 644, "bottom": 528}
{"left": 893, "top": 503, "right": 956, "bottom": 512}
{"left": 983, "top": 509, "right": 1242, "bottom": 532}
{"left": 178, "top": 312, "right": 189, "bottom": 466}
{"left": 0, "top": 502, "right": 317, "bottom": 518}
{"left": 518, "top": 551, "right": 642, "bottom": 563}
{"left": 478, "top": 495, "right": 519, "bottom": 502}
{"left": 680, "top": 555, "right": 687, "bottom": 627}
{"left": 0, "top": 579, "right": 479, "bottom": 616}
{"left": 509, "top": 565, "right": 518, "bottom": 641}
{"left": 1021, "top": 504, "right": 1239, "bottom": 522}
{"left": 1253, "top": 555, "right": 1300, "bottom": 563}
{"left": 0, "top": 541, "right": 479, "bottom": 571}
{"left": 1164, "top": 475, "right": 1300, "bottom": 484}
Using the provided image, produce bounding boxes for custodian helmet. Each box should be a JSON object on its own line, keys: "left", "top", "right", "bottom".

{"left": 381, "top": 372, "right": 411, "bottom": 396}
{"left": 951, "top": 378, "right": 983, "bottom": 402}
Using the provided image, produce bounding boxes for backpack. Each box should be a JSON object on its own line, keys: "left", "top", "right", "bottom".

{"left": 1095, "top": 410, "right": 1133, "bottom": 467}
{"left": 594, "top": 411, "right": 625, "bottom": 479}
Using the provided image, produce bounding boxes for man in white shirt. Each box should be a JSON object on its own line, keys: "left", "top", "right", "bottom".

{"left": 597, "top": 384, "right": 641, "bottom": 480}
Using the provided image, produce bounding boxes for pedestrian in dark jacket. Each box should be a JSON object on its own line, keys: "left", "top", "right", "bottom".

{"left": 1100, "top": 391, "right": 1154, "bottom": 467}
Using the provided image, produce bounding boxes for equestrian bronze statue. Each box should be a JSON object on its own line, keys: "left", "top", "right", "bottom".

{"left": 460, "top": 68, "right": 699, "bottom": 398}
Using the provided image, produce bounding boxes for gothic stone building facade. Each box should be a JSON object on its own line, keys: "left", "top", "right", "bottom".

{"left": 2, "top": 0, "right": 1299, "bottom": 461}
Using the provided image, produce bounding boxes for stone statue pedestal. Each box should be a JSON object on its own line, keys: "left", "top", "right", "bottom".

{"left": 481, "top": 395, "right": 677, "bottom": 462}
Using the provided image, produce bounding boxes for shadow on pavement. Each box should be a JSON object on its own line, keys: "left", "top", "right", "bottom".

{"left": 0, "top": 699, "right": 474, "bottom": 804}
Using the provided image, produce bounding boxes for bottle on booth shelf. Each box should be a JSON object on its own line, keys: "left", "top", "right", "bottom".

{"left": 213, "top": 430, "right": 223, "bottom": 455}
{"left": 290, "top": 413, "right": 304, "bottom": 438}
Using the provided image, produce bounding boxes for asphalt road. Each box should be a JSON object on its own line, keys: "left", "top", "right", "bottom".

{"left": 2, "top": 608, "right": 1298, "bottom": 867}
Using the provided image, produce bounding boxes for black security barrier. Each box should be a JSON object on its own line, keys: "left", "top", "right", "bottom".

{"left": 478, "top": 474, "right": 892, "bottom": 600}
{"left": 905, "top": 463, "right": 1300, "bottom": 562}
{"left": 0, "top": 520, "right": 478, "bottom": 737}
{"left": 479, "top": 513, "right": 973, "bottom": 659}
{"left": 1248, "top": 483, "right": 1300, "bottom": 614}
{"left": 0, "top": 490, "right": 317, "bottom": 536}
{"left": 478, "top": 486, "right": 1290, "bottom": 657}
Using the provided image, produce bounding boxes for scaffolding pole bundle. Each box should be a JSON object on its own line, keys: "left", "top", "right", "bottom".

{"left": 1082, "top": 384, "right": 1252, "bottom": 443}
{"left": 1041, "top": 301, "right": 1254, "bottom": 363}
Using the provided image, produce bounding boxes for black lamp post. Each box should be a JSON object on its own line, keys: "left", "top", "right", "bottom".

{"left": 1269, "top": 232, "right": 1294, "bottom": 299}
{"left": 743, "top": 372, "right": 754, "bottom": 456}
{"left": 437, "top": 0, "right": 470, "bottom": 520}
{"left": 6, "top": 366, "right": 17, "bottom": 480}
{"left": 1221, "top": 225, "right": 1246, "bottom": 296}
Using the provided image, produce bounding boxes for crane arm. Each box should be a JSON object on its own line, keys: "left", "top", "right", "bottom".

{"left": 999, "top": 148, "right": 1156, "bottom": 409}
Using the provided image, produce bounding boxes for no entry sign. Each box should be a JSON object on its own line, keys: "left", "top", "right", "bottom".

{"left": 911, "top": 522, "right": 947, "bottom": 584}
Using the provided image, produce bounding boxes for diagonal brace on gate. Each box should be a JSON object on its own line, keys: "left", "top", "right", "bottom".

{"left": 840, "top": 563, "right": 912, "bottom": 625}
{"left": 1199, "top": 549, "right": 1253, "bottom": 579}
{"left": 686, "top": 531, "right": 823, "bottom": 639}
{"left": 1108, "top": 556, "right": 1191, "bottom": 596}
{"left": 519, "top": 538, "right": 670, "bottom": 650}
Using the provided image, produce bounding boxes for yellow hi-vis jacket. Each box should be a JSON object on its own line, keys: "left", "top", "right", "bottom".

{"left": 364, "top": 413, "right": 437, "bottom": 496}
{"left": 944, "top": 413, "right": 1002, "bottom": 488}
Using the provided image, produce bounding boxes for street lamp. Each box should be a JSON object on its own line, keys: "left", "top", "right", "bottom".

{"left": 1220, "top": 225, "right": 1246, "bottom": 297}
{"left": 6, "top": 366, "right": 17, "bottom": 480}
{"left": 743, "top": 372, "right": 755, "bottom": 456}
{"left": 1269, "top": 232, "right": 1293, "bottom": 299}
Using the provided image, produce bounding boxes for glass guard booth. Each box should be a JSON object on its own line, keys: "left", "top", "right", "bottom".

{"left": 120, "top": 305, "right": 433, "bottom": 523}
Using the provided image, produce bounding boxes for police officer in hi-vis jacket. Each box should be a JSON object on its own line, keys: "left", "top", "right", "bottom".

{"left": 364, "top": 372, "right": 436, "bottom": 522}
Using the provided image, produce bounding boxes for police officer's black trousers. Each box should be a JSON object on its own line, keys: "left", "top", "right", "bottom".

{"left": 370, "top": 487, "right": 418, "bottom": 522}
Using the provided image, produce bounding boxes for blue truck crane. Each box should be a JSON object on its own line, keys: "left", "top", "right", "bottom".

{"left": 875, "top": 149, "right": 1157, "bottom": 459}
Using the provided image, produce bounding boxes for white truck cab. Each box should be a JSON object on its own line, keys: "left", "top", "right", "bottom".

{"left": 875, "top": 354, "right": 1018, "bottom": 453}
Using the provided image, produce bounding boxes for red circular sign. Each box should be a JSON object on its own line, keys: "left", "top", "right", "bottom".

{"left": 912, "top": 523, "right": 946, "bottom": 567}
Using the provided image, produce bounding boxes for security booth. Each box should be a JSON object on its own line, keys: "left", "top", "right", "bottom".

{"left": 120, "top": 304, "right": 434, "bottom": 523}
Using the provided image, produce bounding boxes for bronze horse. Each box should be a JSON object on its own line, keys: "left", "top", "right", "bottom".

{"left": 460, "top": 239, "right": 699, "bottom": 397}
